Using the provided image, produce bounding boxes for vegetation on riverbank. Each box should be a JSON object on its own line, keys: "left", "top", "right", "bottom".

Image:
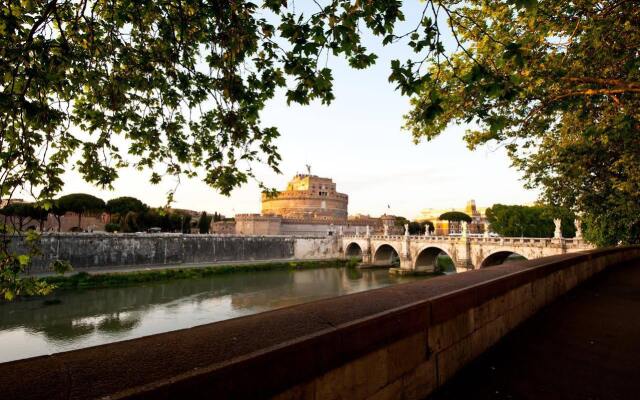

{"left": 43, "top": 259, "right": 358, "bottom": 291}
{"left": 436, "top": 255, "right": 455, "bottom": 273}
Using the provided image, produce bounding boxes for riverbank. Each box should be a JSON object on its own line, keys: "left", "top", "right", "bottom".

{"left": 42, "top": 258, "right": 358, "bottom": 291}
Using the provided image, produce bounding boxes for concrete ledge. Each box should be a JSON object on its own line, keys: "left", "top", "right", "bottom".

{"left": 1, "top": 247, "right": 639, "bottom": 400}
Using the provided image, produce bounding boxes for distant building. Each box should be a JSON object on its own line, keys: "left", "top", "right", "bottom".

{"left": 261, "top": 174, "right": 348, "bottom": 221}
{"left": 418, "top": 200, "right": 487, "bottom": 236}
{"left": 210, "top": 220, "right": 236, "bottom": 235}
{"left": 236, "top": 174, "right": 396, "bottom": 236}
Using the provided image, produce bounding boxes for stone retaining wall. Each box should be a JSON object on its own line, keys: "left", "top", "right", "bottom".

{"left": 9, "top": 233, "right": 340, "bottom": 273}
{"left": 1, "top": 247, "right": 638, "bottom": 399}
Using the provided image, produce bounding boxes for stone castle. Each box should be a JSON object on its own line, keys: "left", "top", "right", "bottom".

{"left": 234, "top": 174, "right": 398, "bottom": 236}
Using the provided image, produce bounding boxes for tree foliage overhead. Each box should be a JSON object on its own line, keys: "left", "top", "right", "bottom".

{"left": 1, "top": 0, "right": 405, "bottom": 201}
{"left": 399, "top": 0, "right": 639, "bottom": 245}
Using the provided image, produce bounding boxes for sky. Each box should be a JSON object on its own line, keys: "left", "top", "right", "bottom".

{"left": 55, "top": 3, "right": 538, "bottom": 220}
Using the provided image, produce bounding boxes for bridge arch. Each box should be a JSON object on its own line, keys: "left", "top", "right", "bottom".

{"left": 345, "top": 242, "right": 363, "bottom": 258}
{"left": 373, "top": 244, "right": 400, "bottom": 266}
{"left": 414, "top": 246, "right": 455, "bottom": 272}
{"left": 481, "top": 250, "right": 528, "bottom": 268}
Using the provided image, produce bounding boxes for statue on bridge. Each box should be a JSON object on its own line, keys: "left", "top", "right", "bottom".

{"left": 483, "top": 222, "right": 490, "bottom": 238}
{"left": 404, "top": 224, "right": 409, "bottom": 237}
{"left": 574, "top": 219, "right": 583, "bottom": 240}
{"left": 461, "top": 221, "right": 468, "bottom": 238}
{"left": 554, "top": 219, "right": 562, "bottom": 239}
{"left": 383, "top": 224, "right": 389, "bottom": 237}
{"left": 339, "top": 226, "right": 343, "bottom": 236}
{"left": 365, "top": 225, "right": 371, "bottom": 237}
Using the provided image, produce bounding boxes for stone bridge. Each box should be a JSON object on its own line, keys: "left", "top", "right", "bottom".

{"left": 341, "top": 233, "right": 593, "bottom": 273}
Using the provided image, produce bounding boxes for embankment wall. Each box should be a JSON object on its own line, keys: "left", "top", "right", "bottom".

{"left": 9, "top": 233, "right": 340, "bottom": 273}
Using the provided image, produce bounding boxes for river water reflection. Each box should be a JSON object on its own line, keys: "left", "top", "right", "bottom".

{"left": 0, "top": 266, "right": 428, "bottom": 363}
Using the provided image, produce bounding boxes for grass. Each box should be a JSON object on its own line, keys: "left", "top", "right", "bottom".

{"left": 43, "top": 258, "right": 359, "bottom": 291}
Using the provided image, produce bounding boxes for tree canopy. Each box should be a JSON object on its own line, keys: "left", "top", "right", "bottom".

{"left": 1, "top": 202, "right": 35, "bottom": 230}
{"left": 57, "top": 193, "right": 105, "bottom": 215}
{"left": 485, "top": 204, "right": 576, "bottom": 238}
{"left": 400, "top": 1, "right": 639, "bottom": 245}
{"left": 421, "top": 220, "right": 434, "bottom": 233}
{"left": 57, "top": 193, "right": 105, "bottom": 228}
{"left": 1, "top": 0, "right": 405, "bottom": 201}
{"left": 106, "top": 197, "right": 148, "bottom": 216}
{"left": 439, "top": 211, "right": 472, "bottom": 223}
{"left": 120, "top": 211, "right": 139, "bottom": 233}
{"left": 198, "top": 211, "right": 211, "bottom": 234}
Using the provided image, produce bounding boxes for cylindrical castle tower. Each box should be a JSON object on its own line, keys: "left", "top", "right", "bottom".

{"left": 261, "top": 174, "right": 348, "bottom": 222}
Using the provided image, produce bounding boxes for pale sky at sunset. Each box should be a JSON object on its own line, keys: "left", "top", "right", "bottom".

{"left": 54, "top": 3, "right": 538, "bottom": 220}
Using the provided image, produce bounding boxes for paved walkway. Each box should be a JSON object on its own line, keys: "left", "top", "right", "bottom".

{"left": 428, "top": 261, "right": 640, "bottom": 400}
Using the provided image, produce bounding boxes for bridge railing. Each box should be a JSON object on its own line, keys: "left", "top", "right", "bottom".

{"left": 340, "top": 234, "right": 590, "bottom": 248}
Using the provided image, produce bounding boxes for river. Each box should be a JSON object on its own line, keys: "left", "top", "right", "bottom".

{"left": 0, "top": 265, "right": 428, "bottom": 363}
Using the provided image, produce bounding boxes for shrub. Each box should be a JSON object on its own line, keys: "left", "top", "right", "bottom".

{"left": 105, "top": 223, "right": 119, "bottom": 233}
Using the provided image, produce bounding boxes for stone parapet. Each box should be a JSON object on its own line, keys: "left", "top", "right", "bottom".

{"left": 2, "top": 246, "right": 638, "bottom": 399}
{"left": 235, "top": 213, "right": 282, "bottom": 222}
{"left": 261, "top": 191, "right": 348, "bottom": 201}
{"left": 280, "top": 216, "right": 344, "bottom": 225}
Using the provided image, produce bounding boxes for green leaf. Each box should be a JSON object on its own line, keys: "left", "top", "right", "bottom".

{"left": 18, "top": 255, "right": 30, "bottom": 266}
